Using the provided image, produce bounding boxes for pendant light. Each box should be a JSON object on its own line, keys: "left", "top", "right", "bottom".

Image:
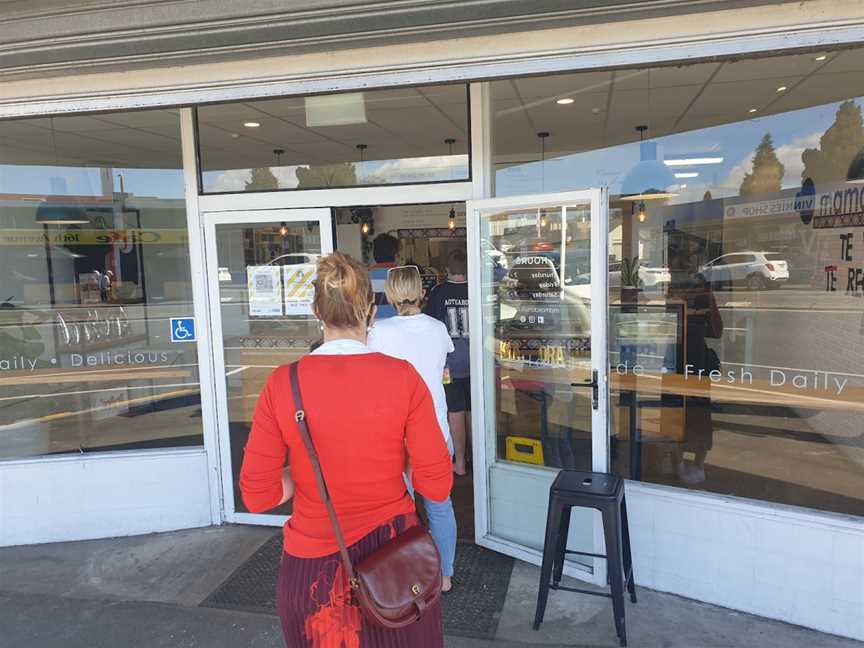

{"left": 448, "top": 206, "right": 457, "bottom": 230}
{"left": 355, "top": 143, "right": 368, "bottom": 186}
{"left": 620, "top": 125, "right": 677, "bottom": 200}
{"left": 445, "top": 138, "right": 456, "bottom": 180}
{"left": 538, "top": 131, "right": 550, "bottom": 192}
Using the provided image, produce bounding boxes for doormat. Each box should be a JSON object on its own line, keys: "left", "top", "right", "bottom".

{"left": 201, "top": 535, "right": 514, "bottom": 641}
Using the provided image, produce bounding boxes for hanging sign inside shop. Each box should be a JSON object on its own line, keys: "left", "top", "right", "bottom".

{"left": 0, "top": 229, "right": 189, "bottom": 246}
{"left": 247, "top": 266, "right": 283, "bottom": 317}
{"left": 282, "top": 264, "right": 316, "bottom": 315}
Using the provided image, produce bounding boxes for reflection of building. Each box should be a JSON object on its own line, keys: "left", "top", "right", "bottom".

{"left": 2, "top": 3, "right": 864, "bottom": 643}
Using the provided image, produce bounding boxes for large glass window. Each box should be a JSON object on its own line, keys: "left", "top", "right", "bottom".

{"left": 492, "top": 47, "right": 864, "bottom": 516}
{"left": 197, "top": 84, "right": 470, "bottom": 192}
{"left": 0, "top": 109, "right": 201, "bottom": 459}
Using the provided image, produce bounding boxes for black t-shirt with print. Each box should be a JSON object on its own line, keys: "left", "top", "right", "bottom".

{"left": 424, "top": 280, "right": 470, "bottom": 378}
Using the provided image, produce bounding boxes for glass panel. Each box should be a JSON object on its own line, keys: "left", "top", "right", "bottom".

{"left": 479, "top": 201, "right": 594, "bottom": 555}
{"left": 214, "top": 220, "right": 323, "bottom": 515}
{"left": 492, "top": 47, "right": 864, "bottom": 516}
{"left": 197, "top": 84, "right": 470, "bottom": 192}
{"left": 0, "top": 109, "right": 201, "bottom": 460}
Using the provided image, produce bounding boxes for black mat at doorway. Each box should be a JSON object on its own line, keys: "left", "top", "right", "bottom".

{"left": 201, "top": 535, "right": 514, "bottom": 640}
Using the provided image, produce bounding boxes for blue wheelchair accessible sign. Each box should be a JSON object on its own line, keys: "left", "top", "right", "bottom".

{"left": 169, "top": 317, "right": 196, "bottom": 343}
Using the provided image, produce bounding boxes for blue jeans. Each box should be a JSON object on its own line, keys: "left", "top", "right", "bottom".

{"left": 421, "top": 495, "right": 457, "bottom": 578}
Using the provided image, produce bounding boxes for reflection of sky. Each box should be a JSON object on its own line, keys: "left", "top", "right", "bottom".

{"left": 0, "top": 165, "right": 185, "bottom": 200}
{"left": 496, "top": 98, "right": 864, "bottom": 201}
{"left": 202, "top": 154, "right": 470, "bottom": 192}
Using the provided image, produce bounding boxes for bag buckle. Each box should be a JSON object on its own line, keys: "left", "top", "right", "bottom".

{"left": 295, "top": 410, "right": 305, "bottom": 422}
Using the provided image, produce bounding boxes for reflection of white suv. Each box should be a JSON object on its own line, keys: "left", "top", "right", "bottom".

{"left": 266, "top": 253, "right": 319, "bottom": 267}
{"left": 698, "top": 251, "right": 789, "bottom": 290}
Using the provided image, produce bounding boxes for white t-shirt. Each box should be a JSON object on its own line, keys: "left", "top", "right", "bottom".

{"left": 368, "top": 313, "right": 454, "bottom": 451}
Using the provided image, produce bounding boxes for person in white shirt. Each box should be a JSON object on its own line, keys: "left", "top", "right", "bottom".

{"left": 368, "top": 265, "right": 457, "bottom": 592}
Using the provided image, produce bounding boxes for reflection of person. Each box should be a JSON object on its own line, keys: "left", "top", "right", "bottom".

{"left": 99, "top": 270, "right": 113, "bottom": 302}
{"left": 425, "top": 249, "right": 471, "bottom": 475}
{"left": 667, "top": 243, "right": 723, "bottom": 484}
{"left": 368, "top": 266, "right": 457, "bottom": 592}
{"left": 240, "top": 252, "right": 452, "bottom": 647}
{"left": 369, "top": 233, "right": 399, "bottom": 320}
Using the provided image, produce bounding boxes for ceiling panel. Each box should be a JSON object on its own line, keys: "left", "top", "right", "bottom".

{"left": 712, "top": 54, "right": 817, "bottom": 83}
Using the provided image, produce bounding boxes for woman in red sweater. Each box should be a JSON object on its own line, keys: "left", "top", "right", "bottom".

{"left": 240, "top": 251, "right": 453, "bottom": 648}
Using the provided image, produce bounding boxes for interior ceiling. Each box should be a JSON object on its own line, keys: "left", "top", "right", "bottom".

{"left": 0, "top": 47, "right": 863, "bottom": 177}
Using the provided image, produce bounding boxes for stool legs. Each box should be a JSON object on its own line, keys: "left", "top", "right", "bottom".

{"left": 552, "top": 505, "right": 571, "bottom": 587}
{"left": 602, "top": 504, "right": 627, "bottom": 647}
{"left": 621, "top": 495, "right": 637, "bottom": 604}
{"left": 533, "top": 495, "right": 562, "bottom": 630}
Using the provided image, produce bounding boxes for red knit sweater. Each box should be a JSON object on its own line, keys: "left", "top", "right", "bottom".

{"left": 239, "top": 353, "right": 453, "bottom": 558}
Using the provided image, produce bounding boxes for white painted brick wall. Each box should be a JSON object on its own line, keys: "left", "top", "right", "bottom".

{"left": 0, "top": 448, "right": 213, "bottom": 546}
{"left": 626, "top": 482, "right": 864, "bottom": 641}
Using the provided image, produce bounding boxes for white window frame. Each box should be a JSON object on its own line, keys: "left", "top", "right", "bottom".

{"left": 466, "top": 189, "right": 609, "bottom": 583}
{"left": 201, "top": 207, "right": 333, "bottom": 526}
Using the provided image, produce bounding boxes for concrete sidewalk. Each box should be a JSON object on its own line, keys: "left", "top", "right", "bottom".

{"left": 1, "top": 525, "right": 860, "bottom": 648}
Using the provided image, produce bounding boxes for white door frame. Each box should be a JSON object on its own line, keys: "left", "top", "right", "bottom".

{"left": 467, "top": 188, "right": 609, "bottom": 583}
{"left": 202, "top": 207, "right": 333, "bottom": 526}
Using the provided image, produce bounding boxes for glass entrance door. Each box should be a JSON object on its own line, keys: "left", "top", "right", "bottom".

{"left": 204, "top": 208, "right": 333, "bottom": 524}
{"left": 469, "top": 189, "right": 609, "bottom": 575}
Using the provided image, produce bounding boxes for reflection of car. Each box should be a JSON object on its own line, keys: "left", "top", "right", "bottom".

{"left": 481, "top": 239, "right": 509, "bottom": 281}
{"left": 499, "top": 255, "right": 562, "bottom": 300}
{"left": 266, "top": 253, "right": 319, "bottom": 267}
{"left": 698, "top": 251, "right": 789, "bottom": 290}
{"left": 608, "top": 261, "right": 671, "bottom": 288}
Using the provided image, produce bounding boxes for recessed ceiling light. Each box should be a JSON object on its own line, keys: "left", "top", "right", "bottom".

{"left": 591, "top": 107, "right": 602, "bottom": 114}
{"left": 776, "top": 86, "right": 787, "bottom": 93}
{"left": 556, "top": 98, "right": 575, "bottom": 105}
{"left": 243, "top": 121, "right": 261, "bottom": 128}
{"left": 749, "top": 108, "right": 758, "bottom": 113}
{"left": 230, "top": 133, "right": 240, "bottom": 139}
{"left": 815, "top": 55, "right": 827, "bottom": 62}
{"left": 674, "top": 172, "right": 699, "bottom": 178}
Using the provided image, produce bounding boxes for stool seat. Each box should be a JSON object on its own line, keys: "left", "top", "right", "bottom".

{"left": 552, "top": 470, "right": 622, "bottom": 499}
{"left": 534, "top": 470, "right": 636, "bottom": 647}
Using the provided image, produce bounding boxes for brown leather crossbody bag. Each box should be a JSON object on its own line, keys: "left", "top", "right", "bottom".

{"left": 289, "top": 362, "right": 443, "bottom": 629}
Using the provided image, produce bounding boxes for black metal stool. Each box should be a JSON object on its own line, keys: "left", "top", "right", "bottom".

{"left": 533, "top": 470, "right": 636, "bottom": 647}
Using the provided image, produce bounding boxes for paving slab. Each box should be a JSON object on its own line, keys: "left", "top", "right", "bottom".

{"left": 0, "top": 525, "right": 274, "bottom": 606}
{"left": 496, "top": 560, "right": 863, "bottom": 648}
{"left": 1, "top": 525, "right": 861, "bottom": 648}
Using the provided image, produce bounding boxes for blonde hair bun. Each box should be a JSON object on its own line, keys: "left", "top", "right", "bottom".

{"left": 313, "top": 252, "right": 373, "bottom": 329}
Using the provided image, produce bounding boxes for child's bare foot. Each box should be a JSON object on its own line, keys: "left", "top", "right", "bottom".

{"left": 442, "top": 576, "right": 452, "bottom": 593}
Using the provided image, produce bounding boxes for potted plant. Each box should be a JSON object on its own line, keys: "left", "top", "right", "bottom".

{"left": 620, "top": 256, "right": 643, "bottom": 302}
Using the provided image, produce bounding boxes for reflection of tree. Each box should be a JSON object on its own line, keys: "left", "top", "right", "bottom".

{"left": 245, "top": 167, "right": 279, "bottom": 190}
{"left": 296, "top": 163, "right": 357, "bottom": 188}
{"left": 802, "top": 100, "right": 864, "bottom": 184}
{"left": 740, "top": 133, "right": 784, "bottom": 195}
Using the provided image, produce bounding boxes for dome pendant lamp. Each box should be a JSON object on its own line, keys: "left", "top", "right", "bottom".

{"left": 620, "top": 125, "right": 677, "bottom": 201}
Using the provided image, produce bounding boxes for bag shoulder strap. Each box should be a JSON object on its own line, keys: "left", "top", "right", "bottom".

{"left": 289, "top": 361, "right": 358, "bottom": 589}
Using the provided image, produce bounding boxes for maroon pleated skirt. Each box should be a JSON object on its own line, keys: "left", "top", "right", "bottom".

{"left": 276, "top": 514, "right": 444, "bottom": 648}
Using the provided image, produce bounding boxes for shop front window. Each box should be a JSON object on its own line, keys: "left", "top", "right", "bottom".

{"left": 196, "top": 84, "right": 470, "bottom": 192}
{"left": 492, "top": 47, "right": 864, "bottom": 516}
{"left": 0, "top": 109, "right": 201, "bottom": 460}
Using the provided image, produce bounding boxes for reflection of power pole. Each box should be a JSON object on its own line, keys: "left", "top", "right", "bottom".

{"left": 42, "top": 225, "right": 56, "bottom": 306}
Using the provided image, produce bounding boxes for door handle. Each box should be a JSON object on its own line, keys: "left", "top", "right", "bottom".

{"left": 571, "top": 369, "right": 599, "bottom": 410}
